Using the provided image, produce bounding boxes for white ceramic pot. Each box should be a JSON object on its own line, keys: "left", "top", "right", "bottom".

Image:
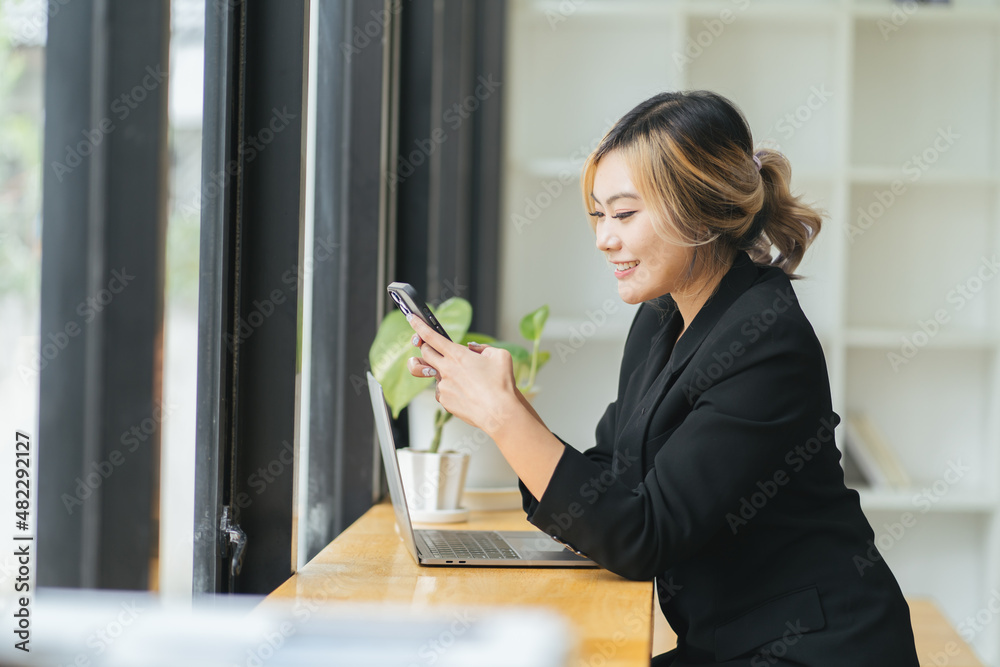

{"left": 395, "top": 448, "right": 469, "bottom": 511}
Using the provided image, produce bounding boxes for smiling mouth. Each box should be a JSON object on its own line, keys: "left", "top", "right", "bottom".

{"left": 612, "top": 260, "right": 640, "bottom": 271}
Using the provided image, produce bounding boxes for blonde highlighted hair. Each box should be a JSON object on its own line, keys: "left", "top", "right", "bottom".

{"left": 582, "top": 91, "right": 823, "bottom": 298}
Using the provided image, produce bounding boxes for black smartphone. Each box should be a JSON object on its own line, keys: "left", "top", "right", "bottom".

{"left": 387, "top": 282, "right": 452, "bottom": 341}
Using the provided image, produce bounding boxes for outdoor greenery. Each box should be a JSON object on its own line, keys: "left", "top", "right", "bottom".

{"left": 0, "top": 34, "right": 42, "bottom": 300}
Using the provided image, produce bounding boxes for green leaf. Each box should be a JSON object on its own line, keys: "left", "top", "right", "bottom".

{"left": 382, "top": 360, "right": 434, "bottom": 419}
{"left": 491, "top": 341, "right": 530, "bottom": 385}
{"left": 434, "top": 297, "right": 473, "bottom": 340}
{"left": 490, "top": 340, "right": 530, "bottom": 366}
{"left": 369, "top": 308, "right": 409, "bottom": 377}
{"left": 519, "top": 304, "right": 550, "bottom": 342}
{"left": 534, "top": 350, "right": 551, "bottom": 373}
{"left": 369, "top": 309, "right": 429, "bottom": 417}
{"left": 458, "top": 332, "right": 496, "bottom": 346}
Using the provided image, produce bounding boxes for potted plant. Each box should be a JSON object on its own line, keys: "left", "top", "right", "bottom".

{"left": 369, "top": 297, "right": 550, "bottom": 517}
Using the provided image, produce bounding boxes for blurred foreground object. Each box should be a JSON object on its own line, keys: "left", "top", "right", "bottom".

{"left": 2, "top": 589, "right": 571, "bottom": 667}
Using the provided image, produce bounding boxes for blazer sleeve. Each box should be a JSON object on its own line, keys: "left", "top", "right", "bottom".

{"left": 519, "top": 304, "right": 657, "bottom": 515}
{"left": 524, "top": 311, "right": 835, "bottom": 581}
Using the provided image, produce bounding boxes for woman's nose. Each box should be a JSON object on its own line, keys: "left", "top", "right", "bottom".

{"left": 595, "top": 223, "right": 620, "bottom": 252}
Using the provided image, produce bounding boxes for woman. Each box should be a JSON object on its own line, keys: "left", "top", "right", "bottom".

{"left": 405, "top": 91, "right": 919, "bottom": 666}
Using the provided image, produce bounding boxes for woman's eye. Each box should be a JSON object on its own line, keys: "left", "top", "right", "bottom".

{"left": 611, "top": 211, "right": 636, "bottom": 220}
{"left": 588, "top": 211, "right": 604, "bottom": 219}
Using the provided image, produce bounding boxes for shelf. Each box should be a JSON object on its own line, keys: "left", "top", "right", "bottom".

{"left": 517, "top": 158, "right": 588, "bottom": 180}
{"left": 523, "top": 0, "right": 843, "bottom": 20}
{"left": 520, "top": 162, "right": 1000, "bottom": 185}
{"left": 500, "top": 170, "right": 618, "bottom": 320}
{"left": 857, "top": 487, "right": 997, "bottom": 513}
{"left": 685, "top": 17, "right": 841, "bottom": 176}
{"left": 852, "top": 4, "right": 1000, "bottom": 22}
{"left": 845, "top": 184, "right": 997, "bottom": 332}
{"left": 523, "top": 0, "right": 1000, "bottom": 22}
{"left": 845, "top": 327, "right": 1000, "bottom": 349}
{"left": 521, "top": 0, "right": 681, "bottom": 19}
{"left": 503, "top": 5, "right": 1000, "bottom": 661}
{"left": 517, "top": 157, "right": 839, "bottom": 186}
{"left": 506, "top": 3, "right": 681, "bottom": 161}
{"left": 849, "top": 167, "right": 1000, "bottom": 186}
{"left": 541, "top": 315, "right": 634, "bottom": 343}
{"left": 524, "top": 0, "right": 1000, "bottom": 22}
{"left": 682, "top": 2, "right": 841, "bottom": 20}
{"left": 850, "top": 18, "right": 999, "bottom": 172}
{"left": 846, "top": 348, "right": 994, "bottom": 489}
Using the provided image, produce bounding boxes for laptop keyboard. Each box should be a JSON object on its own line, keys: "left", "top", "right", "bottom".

{"left": 420, "top": 531, "right": 520, "bottom": 560}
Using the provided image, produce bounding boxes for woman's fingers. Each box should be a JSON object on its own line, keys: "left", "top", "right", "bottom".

{"left": 407, "top": 356, "right": 438, "bottom": 378}
{"left": 403, "top": 316, "right": 457, "bottom": 381}
{"left": 406, "top": 315, "right": 452, "bottom": 355}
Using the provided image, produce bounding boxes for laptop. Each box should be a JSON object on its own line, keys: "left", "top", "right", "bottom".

{"left": 367, "top": 372, "right": 597, "bottom": 568}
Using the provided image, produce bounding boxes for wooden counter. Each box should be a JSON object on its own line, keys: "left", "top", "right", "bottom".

{"left": 909, "top": 598, "right": 985, "bottom": 666}
{"left": 267, "top": 503, "right": 984, "bottom": 666}
{"left": 267, "top": 503, "right": 653, "bottom": 666}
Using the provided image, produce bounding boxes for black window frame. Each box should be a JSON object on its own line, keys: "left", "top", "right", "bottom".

{"left": 38, "top": 0, "right": 508, "bottom": 595}
{"left": 194, "top": 0, "right": 507, "bottom": 593}
{"left": 38, "top": 0, "right": 171, "bottom": 590}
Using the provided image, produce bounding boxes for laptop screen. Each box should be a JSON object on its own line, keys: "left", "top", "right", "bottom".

{"left": 367, "top": 372, "right": 422, "bottom": 562}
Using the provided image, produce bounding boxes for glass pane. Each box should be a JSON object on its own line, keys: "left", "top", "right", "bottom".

{"left": 0, "top": 0, "right": 45, "bottom": 567}
{"left": 159, "top": 0, "right": 205, "bottom": 596}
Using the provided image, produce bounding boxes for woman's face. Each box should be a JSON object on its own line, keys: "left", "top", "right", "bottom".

{"left": 590, "top": 150, "right": 691, "bottom": 305}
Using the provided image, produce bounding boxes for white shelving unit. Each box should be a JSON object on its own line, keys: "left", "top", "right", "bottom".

{"left": 500, "top": 1, "right": 1000, "bottom": 663}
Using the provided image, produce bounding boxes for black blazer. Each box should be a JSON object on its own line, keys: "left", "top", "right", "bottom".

{"left": 520, "top": 251, "right": 919, "bottom": 666}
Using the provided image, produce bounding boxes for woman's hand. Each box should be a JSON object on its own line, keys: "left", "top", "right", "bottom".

{"left": 406, "top": 314, "right": 564, "bottom": 500}
{"left": 406, "top": 315, "right": 520, "bottom": 437}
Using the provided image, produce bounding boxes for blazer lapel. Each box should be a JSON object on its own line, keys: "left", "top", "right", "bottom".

{"left": 617, "top": 251, "right": 762, "bottom": 445}
{"left": 661, "top": 250, "right": 760, "bottom": 382}
{"left": 618, "top": 300, "right": 680, "bottom": 423}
